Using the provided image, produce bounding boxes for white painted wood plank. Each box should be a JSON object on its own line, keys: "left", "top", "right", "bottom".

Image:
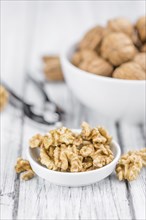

{"left": 0, "top": 107, "right": 23, "bottom": 220}
{"left": 28, "top": 1, "right": 96, "bottom": 73}
{"left": 1, "top": 2, "right": 37, "bottom": 219}
{"left": 2, "top": 85, "right": 145, "bottom": 220}
{"left": 1, "top": 2, "right": 30, "bottom": 218}
{"left": 118, "top": 123, "right": 146, "bottom": 220}
{"left": 85, "top": 111, "right": 133, "bottom": 220}
{"left": 1, "top": 1, "right": 34, "bottom": 94}
{"left": 17, "top": 83, "right": 86, "bottom": 220}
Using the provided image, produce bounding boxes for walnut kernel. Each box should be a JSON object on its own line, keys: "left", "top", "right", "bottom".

{"left": 15, "top": 157, "right": 35, "bottom": 181}
{"left": 116, "top": 149, "right": 145, "bottom": 181}
{"left": 27, "top": 122, "right": 114, "bottom": 173}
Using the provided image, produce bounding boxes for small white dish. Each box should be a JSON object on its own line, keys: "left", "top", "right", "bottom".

{"left": 27, "top": 129, "right": 121, "bottom": 187}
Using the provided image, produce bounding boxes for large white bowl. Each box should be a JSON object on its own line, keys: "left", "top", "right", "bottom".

{"left": 61, "top": 43, "right": 145, "bottom": 123}
{"left": 27, "top": 129, "right": 121, "bottom": 187}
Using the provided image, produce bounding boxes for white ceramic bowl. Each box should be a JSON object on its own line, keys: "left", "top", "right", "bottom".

{"left": 27, "top": 129, "right": 121, "bottom": 187}
{"left": 61, "top": 43, "right": 145, "bottom": 123}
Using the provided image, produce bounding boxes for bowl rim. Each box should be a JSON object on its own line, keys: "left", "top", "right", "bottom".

{"left": 27, "top": 129, "right": 121, "bottom": 176}
{"left": 61, "top": 42, "right": 146, "bottom": 84}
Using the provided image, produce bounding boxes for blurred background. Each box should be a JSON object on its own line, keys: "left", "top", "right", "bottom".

{"left": 1, "top": 0, "right": 145, "bottom": 94}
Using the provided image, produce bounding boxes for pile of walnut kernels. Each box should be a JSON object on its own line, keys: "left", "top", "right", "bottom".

{"left": 29, "top": 122, "right": 114, "bottom": 172}
{"left": 72, "top": 16, "right": 146, "bottom": 80}
{"left": 15, "top": 122, "right": 146, "bottom": 181}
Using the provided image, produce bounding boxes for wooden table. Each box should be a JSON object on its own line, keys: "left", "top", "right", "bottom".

{"left": 1, "top": 2, "right": 145, "bottom": 219}
{"left": 1, "top": 81, "right": 146, "bottom": 220}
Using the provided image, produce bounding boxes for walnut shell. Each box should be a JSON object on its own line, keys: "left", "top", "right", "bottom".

{"left": 136, "top": 16, "right": 146, "bottom": 42}
{"left": 133, "top": 53, "right": 146, "bottom": 71}
{"left": 141, "top": 44, "right": 146, "bottom": 52}
{"left": 79, "top": 57, "right": 113, "bottom": 77}
{"left": 113, "top": 62, "right": 145, "bottom": 80}
{"left": 131, "top": 29, "right": 143, "bottom": 48}
{"left": 71, "top": 49, "right": 97, "bottom": 66}
{"left": 107, "top": 17, "right": 134, "bottom": 37}
{"left": 78, "top": 26, "right": 107, "bottom": 51}
{"left": 100, "top": 33, "right": 137, "bottom": 66}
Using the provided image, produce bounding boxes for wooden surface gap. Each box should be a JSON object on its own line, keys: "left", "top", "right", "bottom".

{"left": 115, "top": 122, "right": 137, "bottom": 220}
{"left": 12, "top": 78, "right": 28, "bottom": 220}
{"left": 115, "top": 122, "right": 124, "bottom": 154}
{"left": 125, "top": 181, "right": 136, "bottom": 220}
{"left": 139, "top": 124, "right": 146, "bottom": 146}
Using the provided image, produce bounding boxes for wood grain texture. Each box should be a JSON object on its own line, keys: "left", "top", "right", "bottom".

{"left": 1, "top": 108, "right": 24, "bottom": 220}
{"left": 117, "top": 123, "right": 146, "bottom": 220}
{"left": 1, "top": 84, "right": 146, "bottom": 220}
{"left": 14, "top": 84, "right": 134, "bottom": 220}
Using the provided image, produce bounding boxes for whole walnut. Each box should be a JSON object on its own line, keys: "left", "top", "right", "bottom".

{"left": 79, "top": 56, "right": 113, "bottom": 77}
{"left": 113, "top": 62, "right": 145, "bottom": 80}
{"left": 108, "top": 18, "right": 142, "bottom": 48}
{"left": 101, "top": 33, "right": 137, "bottom": 66}
{"left": 107, "top": 17, "right": 134, "bottom": 37}
{"left": 72, "top": 49, "right": 97, "bottom": 67}
{"left": 78, "top": 26, "right": 107, "bottom": 51}
{"left": 136, "top": 16, "right": 146, "bottom": 42}
{"left": 134, "top": 53, "right": 146, "bottom": 71}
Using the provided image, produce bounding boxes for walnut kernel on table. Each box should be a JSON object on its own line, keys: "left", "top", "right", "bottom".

{"left": 116, "top": 148, "right": 146, "bottom": 181}
{"left": 100, "top": 32, "right": 137, "bottom": 66}
{"left": 136, "top": 16, "right": 146, "bottom": 42}
{"left": 0, "top": 85, "right": 9, "bottom": 110}
{"left": 112, "top": 62, "right": 145, "bottom": 80}
{"left": 15, "top": 157, "right": 35, "bottom": 180}
{"left": 135, "top": 148, "right": 146, "bottom": 167}
{"left": 43, "top": 56, "right": 64, "bottom": 81}
{"left": 29, "top": 122, "right": 114, "bottom": 173}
